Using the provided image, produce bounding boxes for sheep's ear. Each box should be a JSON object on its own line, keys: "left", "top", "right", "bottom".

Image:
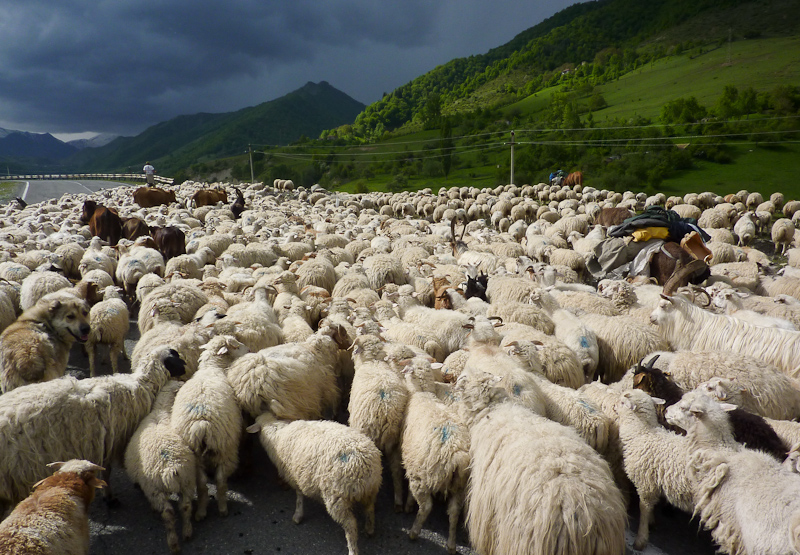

{"left": 663, "top": 371, "right": 672, "bottom": 377}
{"left": 720, "top": 402, "right": 737, "bottom": 412}
{"left": 651, "top": 396, "right": 666, "bottom": 405}
{"left": 462, "top": 323, "right": 474, "bottom": 330}
{"left": 246, "top": 423, "right": 261, "bottom": 434}
{"left": 633, "top": 373, "right": 645, "bottom": 387}
{"left": 431, "top": 362, "right": 443, "bottom": 370}
{"left": 47, "top": 461, "right": 66, "bottom": 471}
{"left": 217, "top": 346, "right": 229, "bottom": 356}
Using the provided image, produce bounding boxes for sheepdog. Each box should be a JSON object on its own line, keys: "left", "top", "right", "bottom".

{"left": 0, "top": 296, "right": 90, "bottom": 393}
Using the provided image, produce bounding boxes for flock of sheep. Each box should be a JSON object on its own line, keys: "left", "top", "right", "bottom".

{"left": 1, "top": 176, "right": 800, "bottom": 554}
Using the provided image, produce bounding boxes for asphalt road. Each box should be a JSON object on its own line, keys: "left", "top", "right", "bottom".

{"left": 12, "top": 179, "right": 135, "bottom": 205}
{"left": 28, "top": 180, "right": 719, "bottom": 555}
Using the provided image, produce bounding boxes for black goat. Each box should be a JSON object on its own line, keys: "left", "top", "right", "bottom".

{"left": 231, "top": 187, "right": 245, "bottom": 219}
{"left": 465, "top": 272, "right": 488, "bottom": 302}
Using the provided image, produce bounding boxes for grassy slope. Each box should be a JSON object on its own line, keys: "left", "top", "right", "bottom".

{"left": 595, "top": 36, "right": 800, "bottom": 122}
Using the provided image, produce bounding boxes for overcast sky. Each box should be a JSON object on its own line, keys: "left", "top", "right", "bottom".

{"left": 0, "top": 1, "right": 583, "bottom": 141}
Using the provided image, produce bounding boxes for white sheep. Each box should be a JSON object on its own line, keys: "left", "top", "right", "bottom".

{"left": 529, "top": 288, "right": 599, "bottom": 379}
{"left": 171, "top": 335, "right": 249, "bottom": 520}
{"left": 400, "top": 360, "right": 470, "bottom": 553}
{"left": 133, "top": 309, "right": 224, "bottom": 379}
{"left": 295, "top": 255, "right": 337, "bottom": 293}
{"left": 456, "top": 370, "right": 626, "bottom": 555}
{"left": 218, "top": 285, "right": 284, "bottom": 352}
{"left": 485, "top": 301, "right": 555, "bottom": 334}
{"left": 666, "top": 393, "right": 800, "bottom": 555}
{"left": 733, "top": 212, "right": 757, "bottom": 246}
{"left": 0, "top": 345, "right": 187, "bottom": 513}
{"left": 125, "top": 380, "right": 196, "bottom": 553}
{"left": 165, "top": 246, "right": 216, "bottom": 280}
{"left": 347, "top": 334, "right": 410, "bottom": 511}
{"left": 227, "top": 323, "right": 347, "bottom": 420}
{"left": 78, "top": 237, "right": 117, "bottom": 278}
{"left": 581, "top": 311, "right": 668, "bottom": 383}
{"left": 651, "top": 293, "right": 800, "bottom": 378}
{"left": 52, "top": 242, "right": 86, "bottom": 279}
{"left": 616, "top": 389, "right": 694, "bottom": 550}
{"left": 462, "top": 318, "right": 547, "bottom": 416}
{"left": 19, "top": 270, "right": 72, "bottom": 310}
{"left": 86, "top": 285, "right": 130, "bottom": 377}
{"left": 772, "top": 217, "right": 795, "bottom": 256}
{"left": 247, "top": 411, "right": 382, "bottom": 555}
{"left": 711, "top": 287, "right": 797, "bottom": 330}
{"left": 0, "top": 459, "right": 106, "bottom": 554}
{"left": 138, "top": 282, "right": 209, "bottom": 334}
{"left": 396, "top": 304, "right": 473, "bottom": 358}
{"left": 135, "top": 273, "right": 166, "bottom": 306}
{"left": 278, "top": 298, "right": 315, "bottom": 343}
{"left": 361, "top": 253, "right": 407, "bottom": 290}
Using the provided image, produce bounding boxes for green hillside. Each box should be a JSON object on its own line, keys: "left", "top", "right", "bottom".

{"left": 342, "top": 0, "right": 799, "bottom": 140}
{"left": 595, "top": 36, "right": 800, "bottom": 122}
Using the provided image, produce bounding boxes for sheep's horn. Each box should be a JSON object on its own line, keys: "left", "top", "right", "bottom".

{"left": 645, "top": 354, "right": 660, "bottom": 369}
{"left": 662, "top": 258, "right": 708, "bottom": 296}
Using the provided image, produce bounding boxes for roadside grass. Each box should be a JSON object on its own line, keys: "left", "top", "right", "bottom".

{"left": 659, "top": 143, "right": 800, "bottom": 198}
{"left": 0, "top": 181, "right": 20, "bottom": 204}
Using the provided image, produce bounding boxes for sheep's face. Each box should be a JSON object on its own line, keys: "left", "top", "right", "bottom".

{"left": 698, "top": 378, "right": 743, "bottom": 404}
{"left": 617, "top": 390, "right": 660, "bottom": 420}
{"left": 664, "top": 395, "right": 694, "bottom": 432}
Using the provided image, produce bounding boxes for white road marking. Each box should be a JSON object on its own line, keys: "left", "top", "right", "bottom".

{"left": 21, "top": 181, "right": 30, "bottom": 200}
{"left": 68, "top": 180, "right": 94, "bottom": 193}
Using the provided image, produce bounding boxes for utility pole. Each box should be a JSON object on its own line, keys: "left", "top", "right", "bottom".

{"left": 727, "top": 28, "right": 732, "bottom": 65}
{"left": 248, "top": 145, "right": 255, "bottom": 184}
{"left": 505, "top": 130, "right": 516, "bottom": 185}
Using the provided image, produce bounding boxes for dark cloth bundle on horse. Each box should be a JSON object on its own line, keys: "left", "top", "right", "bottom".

{"left": 588, "top": 206, "right": 711, "bottom": 285}
{"left": 608, "top": 206, "right": 710, "bottom": 243}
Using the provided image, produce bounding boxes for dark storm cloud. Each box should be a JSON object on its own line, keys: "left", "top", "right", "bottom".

{"left": 0, "top": 1, "right": 581, "bottom": 137}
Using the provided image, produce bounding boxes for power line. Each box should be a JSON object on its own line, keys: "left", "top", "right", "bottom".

{"left": 248, "top": 114, "right": 800, "bottom": 152}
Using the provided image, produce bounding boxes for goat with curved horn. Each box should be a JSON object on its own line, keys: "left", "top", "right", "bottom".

{"left": 662, "top": 258, "right": 708, "bottom": 297}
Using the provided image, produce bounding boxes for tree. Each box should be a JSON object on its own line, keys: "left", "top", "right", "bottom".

{"left": 737, "top": 86, "right": 758, "bottom": 117}
{"left": 440, "top": 119, "right": 454, "bottom": 179}
{"left": 588, "top": 92, "right": 608, "bottom": 111}
{"left": 423, "top": 93, "right": 442, "bottom": 130}
{"left": 715, "top": 85, "right": 740, "bottom": 120}
{"left": 661, "top": 96, "right": 707, "bottom": 124}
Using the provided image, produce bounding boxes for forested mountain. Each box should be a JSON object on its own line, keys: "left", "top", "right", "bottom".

{"left": 65, "top": 81, "right": 365, "bottom": 174}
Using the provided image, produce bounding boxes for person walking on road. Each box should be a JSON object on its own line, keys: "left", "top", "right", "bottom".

{"left": 143, "top": 162, "right": 155, "bottom": 186}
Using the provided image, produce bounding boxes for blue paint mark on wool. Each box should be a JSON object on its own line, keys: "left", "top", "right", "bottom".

{"left": 186, "top": 403, "right": 207, "bottom": 416}
{"left": 577, "top": 399, "right": 596, "bottom": 414}
{"left": 379, "top": 389, "right": 387, "bottom": 400}
{"left": 512, "top": 384, "right": 521, "bottom": 396}
{"left": 160, "top": 449, "right": 171, "bottom": 461}
{"left": 338, "top": 452, "right": 350, "bottom": 463}
{"left": 440, "top": 424, "right": 453, "bottom": 443}
{"left": 580, "top": 336, "right": 590, "bottom": 349}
